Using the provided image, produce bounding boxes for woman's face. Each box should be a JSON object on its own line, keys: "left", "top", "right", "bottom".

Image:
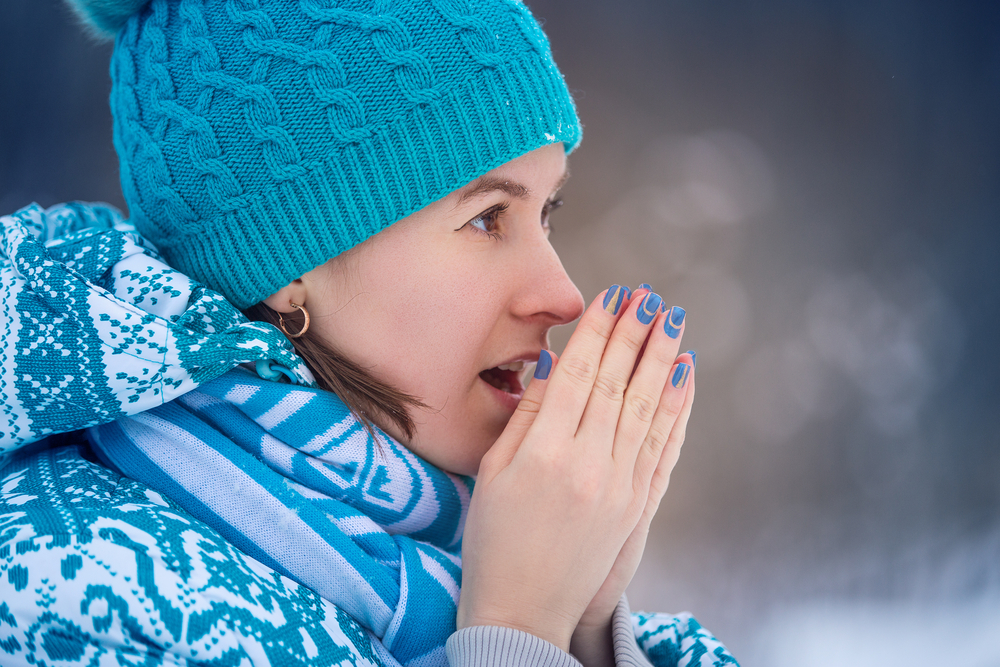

{"left": 270, "top": 143, "right": 584, "bottom": 476}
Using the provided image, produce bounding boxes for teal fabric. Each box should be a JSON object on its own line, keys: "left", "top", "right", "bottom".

{"left": 0, "top": 442, "right": 390, "bottom": 667}
{"left": 89, "top": 366, "right": 474, "bottom": 666}
{"left": 0, "top": 202, "right": 311, "bottom": 457}
{"left": 0, "top": 443, "right": 740, "bottom": 667}
{"left": 0, "top": 201, "right": 740, "bottom": 665}
{"left": 101, "top": 0, "right": 582, "bottom": 308}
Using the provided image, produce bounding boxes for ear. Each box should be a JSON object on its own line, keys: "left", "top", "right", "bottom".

{"left": 262, "top": 279, "right": 308, "bottom": 313}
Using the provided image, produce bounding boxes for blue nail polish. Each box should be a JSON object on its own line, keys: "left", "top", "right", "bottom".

{"left": 623, "top": 286, "right": 632, "bottom": 300}
{"left": 664, "top": 306, "right": 686, "bottom": 338}
{"left": 686, "top": 350, "right": 697, "bottom": 368}
{"left": 661, "top": 301, "right": 668, "bottom": 313}
{"left": 637, "top": 292, "right": 662, "bottom": 324}
{"left": 671, "top": 363, "right": 691, "bottom": 389}
{"left": 534, "top": 350, "right": 552, "bottom": 380}
{"left": 638, "top": 283, "right": 652, "bottom": 291}
{"left": 603, "top": 285, "right": 626, "bottom": 315}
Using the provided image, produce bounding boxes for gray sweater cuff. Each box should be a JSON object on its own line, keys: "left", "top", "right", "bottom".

{"left": 446, "top": 595, "right": 651, "bottom": 667}
{"left": 611, "top": 595, "right": 653, "bottom": 667}
{"left": 446, "top": 626, "right": 583, "bottom": 667}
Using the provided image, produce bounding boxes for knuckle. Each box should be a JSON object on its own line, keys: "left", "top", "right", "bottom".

{"left": 516, "top": 393, "right": 543, "bottom": 415}
{"left": 661, "top": 397, "right": 684, "bottom": 421}
{"left": 651, "top": 344, "right": 679, "bottom": 367}
{"left": 575, "top": 319, "right": 612, "bottom": 350}
{"left": 619, "top": 330, "right": 646, "bottom": 355}
{"left": 524, "top": 446, "right": 563, "bottom": 473}
{"left": 624, "top": 391, "right": 658, "bottom": 422}
{"left": 560, "top": 354, "right": 598, "bottom": 386}
{"left": 592, "top": 373, "right": 627, "bottom": 403}
{"left": 645, "top": 420, "right": 672, "bottom": 450}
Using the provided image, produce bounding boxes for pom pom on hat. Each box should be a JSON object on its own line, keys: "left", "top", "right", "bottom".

{"left": 65, "top": 0, "right": 149, "bottom": 38}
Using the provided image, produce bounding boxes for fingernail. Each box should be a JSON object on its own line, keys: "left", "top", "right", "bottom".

{"left": 637, "top": 292, "right": 662, "bottom": 324}
{"left": 661, "top": 301, "right": 668, "bottom": 313}
{"left": 603, "top": 285, "right": 627, "bottom": 315}
{"left": 622, "top": 286, "right": 631, "bottom": 300}
{"left": 672, "top": 362, "right": 691, "bottom": 389}
{"left": 664, "top": 306, "right": 686, "bottom": 338}
{"left": 638, "top": 283, "right": 652, "bottom": 291}
{"left": 686, "top": 350, "right": 697, "bottom": 368}
{"left": 534, "top": 350, "right": 552, "bottom": 380}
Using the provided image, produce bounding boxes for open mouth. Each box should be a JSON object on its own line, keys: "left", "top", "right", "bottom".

{"left": 478, "top": 361, "right": 527, "bottom": 396}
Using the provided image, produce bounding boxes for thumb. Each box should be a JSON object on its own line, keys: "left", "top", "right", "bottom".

{"left": 480, "top": 350, "right": 559, "bottom": 476}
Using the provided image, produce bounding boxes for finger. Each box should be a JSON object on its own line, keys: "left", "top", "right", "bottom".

{"left": 482, "top": 351, "right": 560, "bottom": 475}
{"left": 627, "top": 285, "right": 655, "bottom": 379}
{"left": 575, "top": 291, "right": 668, "bottom": 453}
{"left": 627, "top": 358, "right": 695, "bottom": 542}
{"left": 626, "top": 286, "right": 664, "bottom": 379}
{"left": 632, "top": 283, "right": 654, "bottom": 299}
{"left": 632, "top": 350, "right": 694, "bottom": 497}
{"left": 609, "top": 305, "right": 686, "bottom": 466}
{"left": 648, "top": 357, "right": 696, "bottom": 503}
{"left": 535, "top": 285, "right": 632, "bottom": 435}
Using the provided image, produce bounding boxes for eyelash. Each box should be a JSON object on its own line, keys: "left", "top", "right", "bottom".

{"left": 542, "top": 198, "right": 563, "bottom": 231}
{"left": 466, "top": 202, "right": 509, "bottom": 241}
{"left": 462, "top": 197, "right": 565, "bottom": 241}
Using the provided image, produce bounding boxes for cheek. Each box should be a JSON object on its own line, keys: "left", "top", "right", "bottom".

{"left": 396, "top": 275, "right": 498, "bottom": 388}
{"left": 348, "top": 256, "right": 503, "bottom": 402}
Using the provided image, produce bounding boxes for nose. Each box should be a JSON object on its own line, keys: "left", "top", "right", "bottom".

{"left": 511, "top": 234, "right": 586, "bottom": 326}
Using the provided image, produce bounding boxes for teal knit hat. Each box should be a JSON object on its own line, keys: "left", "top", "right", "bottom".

{"left": 69, "top": 0, "right": 581, "bottom": 308}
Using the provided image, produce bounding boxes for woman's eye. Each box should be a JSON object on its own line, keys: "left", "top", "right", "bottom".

{"left": 464, "top": 203, "right": 508, "bottom": 239}
{"left": 470, "top": 211, "right": 497, "bottom": 233}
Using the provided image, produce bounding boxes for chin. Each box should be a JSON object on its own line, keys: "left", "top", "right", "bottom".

{"left": 402, "top": 417, "right": 502, "bottom": 478}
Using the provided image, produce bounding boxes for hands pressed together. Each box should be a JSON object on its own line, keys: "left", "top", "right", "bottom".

{"left": 458, "top": 285, "right": 696, "bottom": 667}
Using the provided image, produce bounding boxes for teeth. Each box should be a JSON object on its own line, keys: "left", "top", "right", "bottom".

{"left": 497, "top": 361, "right": 525, "bottom": 372}
{"left": 500, "top": 382, "right": 511, "bottom": 393}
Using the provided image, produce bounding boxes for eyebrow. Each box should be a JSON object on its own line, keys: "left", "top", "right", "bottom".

{"left": 456, "top": 169, "right": 570, "bottom": 207}
{"left": 457, "top": 176, "right": 529, "bottom": 206}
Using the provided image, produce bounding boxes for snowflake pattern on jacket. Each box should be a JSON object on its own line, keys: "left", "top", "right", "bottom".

{"left": 0, "top": 443, "right": 386, "bottom": 667}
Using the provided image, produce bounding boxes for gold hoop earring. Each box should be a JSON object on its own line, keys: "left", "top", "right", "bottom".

{"left": 278, "top": 302, "right": 310, "bottom": 339}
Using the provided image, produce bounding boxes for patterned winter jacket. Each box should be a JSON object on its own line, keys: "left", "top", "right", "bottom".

{"left": 0, "top": 202, "right": 738, "bottom": 667}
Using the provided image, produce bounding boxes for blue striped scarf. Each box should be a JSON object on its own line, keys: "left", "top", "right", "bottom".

{"left": 89, "top": 366, "right": 473, "bottom": 667}
{"left": 1, "top": 201, "right": 471, "bottom": 664}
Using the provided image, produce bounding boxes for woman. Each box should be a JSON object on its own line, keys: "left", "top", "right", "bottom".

{"left": 0, "top": 0, "right": 738, "bottom": 665}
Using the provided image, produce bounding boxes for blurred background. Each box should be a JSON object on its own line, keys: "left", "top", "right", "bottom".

{"left": 2, "top": 0, "right": 998, "bottom": 664}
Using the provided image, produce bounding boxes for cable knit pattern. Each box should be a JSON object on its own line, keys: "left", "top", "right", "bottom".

{"left": 297, "top": 4, "right": 444, "bottom": 106}
{"left": 102, "top": 0, "right": 580, "bottom": 308}
{"left": 432, "top": 0, "right": 509, "bottom": 69}
{"left": 175, "top": 0, "right": 254, "bottom": 211}
{"left": 112, "top": 5, "right": 197, "bottom": 232}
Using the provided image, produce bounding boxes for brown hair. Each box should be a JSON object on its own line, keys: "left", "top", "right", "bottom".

{"left": 243, "top": 302, "right": 427, "bottom": 442}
